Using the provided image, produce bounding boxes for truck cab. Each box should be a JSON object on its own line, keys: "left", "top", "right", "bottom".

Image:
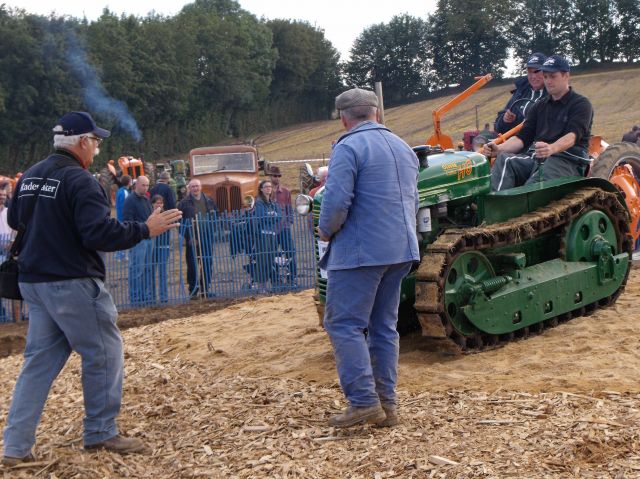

{"left": 188, "top": 145, "right": 260, "bottom": 212}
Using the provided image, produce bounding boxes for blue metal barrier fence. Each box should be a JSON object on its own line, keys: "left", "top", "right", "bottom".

{"left": 0, "top": 212, "right": 316, "bottom": 322}
{"left": 0, "top": 211, "right": 317, "bottom": 320}
{"left": 105, "top": 210, "right": 317, "bottom": 310}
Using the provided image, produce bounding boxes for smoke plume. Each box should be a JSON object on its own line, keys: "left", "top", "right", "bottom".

{"left": 65, "top": 30, "right": 142, "bottom": 142}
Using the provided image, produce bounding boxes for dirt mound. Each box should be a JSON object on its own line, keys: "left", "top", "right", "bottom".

{"left": 158, "top": 268, "right": 640, "bottom": 394}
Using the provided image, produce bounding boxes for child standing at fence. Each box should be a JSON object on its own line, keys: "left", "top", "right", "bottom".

{"left": 151, "top": 195, "right": 171, "bottom": 303}
{"left": 252, "top": 180, "right": 282, "bottom": 293}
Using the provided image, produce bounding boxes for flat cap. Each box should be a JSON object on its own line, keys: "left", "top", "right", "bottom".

{"left": 335, "top": 88, "right": 379, "bottom": 110}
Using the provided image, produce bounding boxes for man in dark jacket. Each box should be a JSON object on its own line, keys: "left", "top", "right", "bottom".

{"left": 123, "top": 176, "right": 154, "bottom": 305}
{"left": 2, "top": 112, "right": 181, "bottom": 465}
{"left": 177, "top": 179, "right": 217, "bottom": 297}
{"left": 485, "top": 55, "right": 593, "bottom": 190}
{"left": 149, "top": 171, "right": 176, "bottom": 210}
{"left": 494, "top": 52, "right": 548, "bottom": 134}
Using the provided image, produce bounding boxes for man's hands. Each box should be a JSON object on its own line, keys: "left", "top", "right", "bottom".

{"left": 503, "top": 109, "right": 516, "bottom": 123}
{"left": 533, "top": 141, "right": 555, "bottom": 159}
{"left": 317, "top": 227, "right": 331, "bottom": 242}
{"left": 482, "top": 142, "right": 500, "bottom": 158}
{"left": 146, "top": 208, "right": 182, "bottom": 238}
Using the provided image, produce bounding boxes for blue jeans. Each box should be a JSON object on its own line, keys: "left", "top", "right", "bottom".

{"left": 153, "top": 245, "right": 170, "bottom": 302}
{"left": 128, "top": 239, "right": 154, "bottom": 305}
{"left": 3, "top": 279, "right": 123, "bottom": 457}
{"left": 324, "top": 262, "right": 412, "bottom": 407}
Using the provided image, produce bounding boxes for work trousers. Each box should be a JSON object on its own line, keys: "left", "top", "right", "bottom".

{"left": 323, "top": 262, "right": 412, "bottom": 407}
{"left": 491, "top": 152, "right": 583, "bottom": 191}
{"left": 3, "top": 279, "right": 123, "bottom": 457}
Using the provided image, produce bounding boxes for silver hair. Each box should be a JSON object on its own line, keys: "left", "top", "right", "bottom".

{"left": 52, "top": 125, "right": 82, "bottom": 149}
{"left": 340, "top": 106, "right": 377, "bottom": 122}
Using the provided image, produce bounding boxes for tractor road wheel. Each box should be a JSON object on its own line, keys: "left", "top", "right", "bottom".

{"left": 591, "top": 142, "right": 640, "bottom": 180}
{"left": 590, "top": 142, "right": 640, "bottom": 247}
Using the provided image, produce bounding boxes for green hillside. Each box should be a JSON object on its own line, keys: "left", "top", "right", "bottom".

{"left": 253, "top": 68, "right": 640, "bottom": 176}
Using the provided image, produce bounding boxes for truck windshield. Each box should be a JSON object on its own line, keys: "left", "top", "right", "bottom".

{"left": 192, "top": 152, "right": 255, "bottom": 175}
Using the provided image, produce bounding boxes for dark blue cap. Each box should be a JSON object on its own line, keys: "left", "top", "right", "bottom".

{"left": 55, "top": 111, "right": 111, "bottom": 138}
{"left": 540, "top": 55, "right": 570, "bottom": 73}
{"left": 526, "top": 52, "right": 547, "bottom": 68}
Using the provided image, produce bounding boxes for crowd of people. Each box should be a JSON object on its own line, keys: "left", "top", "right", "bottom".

{"left": 110, "top": 168, "right": 301, "bottom": 304}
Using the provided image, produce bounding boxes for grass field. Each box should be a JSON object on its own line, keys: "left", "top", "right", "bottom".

{"left": 249, "top": 66, "right": 640, "bottom": 191}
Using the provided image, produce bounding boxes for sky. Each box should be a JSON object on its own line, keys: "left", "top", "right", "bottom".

{"left": 3, "top": 0, "right": 438, "bottom": 60}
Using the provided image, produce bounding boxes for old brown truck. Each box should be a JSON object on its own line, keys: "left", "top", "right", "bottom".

{"left": 188, "top": 145, "right": 260, "bottom": 212}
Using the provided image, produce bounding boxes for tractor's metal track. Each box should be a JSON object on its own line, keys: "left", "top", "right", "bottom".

{"left": 414, "top": 187, "right": 633, "bottom": 352}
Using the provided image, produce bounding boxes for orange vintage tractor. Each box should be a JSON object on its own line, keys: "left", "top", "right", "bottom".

{"left": 425, "top": 74, "right": 640, "bottom": 247}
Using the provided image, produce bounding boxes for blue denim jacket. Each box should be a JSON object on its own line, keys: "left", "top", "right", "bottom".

{"left": 318, "top": 121, "right": 420, "bottom": 270}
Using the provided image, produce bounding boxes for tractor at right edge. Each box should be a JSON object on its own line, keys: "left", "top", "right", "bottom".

{"left": 298, "top": 76, "right": 640, "bottom": 352}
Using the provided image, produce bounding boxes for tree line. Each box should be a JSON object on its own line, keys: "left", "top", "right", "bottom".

{"left": 1, "top": 0, "right": 639, "bottom": 173}
{"left": 346, "top": 0, "right": 640, "bottom": 105}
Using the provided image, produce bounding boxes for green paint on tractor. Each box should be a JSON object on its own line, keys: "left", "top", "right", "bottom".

{"left": 312, "top": 147, "right": 632, "bottom": 350}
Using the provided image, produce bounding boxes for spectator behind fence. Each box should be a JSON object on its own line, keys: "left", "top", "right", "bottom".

{"left": 269, "top": 166, "right": 297, "bottom": 285}
{"left": 622, "top": 125, "right": 640, "bottom": 144}
{"left": 309, "top": 166, "right": 329, "bottom": 198}
{"left": 150, "top": 171, "right": 176, "bottom": 210}
{"left": 2, "top": 111, "right": 182, "bottom": 465}
{"left": 151, "top": 195, "right": 171, "bottom": 303}
{"left": 115, "top": 175, "right": 131, "bottom": 221}
{"left": 0, "top": 186, "right": 18, "bottom": 323}
{"left": 178, "top": 179, "right": 217, "bottom": 298}
{"left": 123, "top": 176, "right": 154, "bottom": 305}
{"left": 252, "top": 180, "right": 282, "bottom": 292}
{"left": 0, "top": 187, "right": 13, "bottom": 260}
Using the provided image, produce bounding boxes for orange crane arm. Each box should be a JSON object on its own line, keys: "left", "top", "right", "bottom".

{"left": 427, "top": 73, "right": 493, "bottom": 149}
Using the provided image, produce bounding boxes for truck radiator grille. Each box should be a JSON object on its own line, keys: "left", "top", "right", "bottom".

{"left": 214, "top": 184, "right": 242, "bottom": 212}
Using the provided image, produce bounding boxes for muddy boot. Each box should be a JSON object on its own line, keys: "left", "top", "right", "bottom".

{"left": 375, "top": 403, "right": 399, "bottom": 428}
{"left": 2, "top": 453, "right": 35, "bottom": 467}
{"left": 329, "top": 404, "right": 386, "bottom": 428}
{"left": 85, "top": 435, "right": 147, "bottom": 454}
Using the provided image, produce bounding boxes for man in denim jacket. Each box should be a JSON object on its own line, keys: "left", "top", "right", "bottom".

{"left": 318, "top": 88, "right": 419, "bottom": 428}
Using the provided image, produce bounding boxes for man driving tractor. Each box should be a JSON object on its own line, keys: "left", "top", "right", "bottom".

{"left": 484, "top": 55, "right": 593, "bottom": 191}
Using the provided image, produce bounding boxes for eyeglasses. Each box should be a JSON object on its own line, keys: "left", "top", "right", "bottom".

{"left": 262, "top": 185, "right": 273, "bottom": 188}
{"left": 271, "top": 174, "right": 282, "bottom": 178}
{"left": 85, "top": 135, "right": 103, "bottom": 144}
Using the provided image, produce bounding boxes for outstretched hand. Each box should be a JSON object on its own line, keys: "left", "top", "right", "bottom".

{"left": 146, "top": 208, "right": 182, "bottom": 238}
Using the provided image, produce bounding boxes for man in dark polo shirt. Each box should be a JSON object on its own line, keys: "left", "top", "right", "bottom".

{"left": 484, "top": 55, "right": 593, "bottom": 191}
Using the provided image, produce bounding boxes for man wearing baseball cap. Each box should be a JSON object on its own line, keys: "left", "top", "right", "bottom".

{"left": 485, "top": 55, "right": 593, "bottom": 190}
{"left": 2, "top": 111, "right": 182, "bottom": 464}
{"left": 318, "top": 88, "right": 419, "bottom": 428}
{"left": 494, "top": 52, "right": 548, "bottom": 134}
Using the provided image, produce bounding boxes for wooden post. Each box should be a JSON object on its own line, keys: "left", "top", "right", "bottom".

{"left": 374, "top": 81, "right": 385, "bottom": 125}
{"left": 194, "top": 216, "right": 206, "bottom": 298}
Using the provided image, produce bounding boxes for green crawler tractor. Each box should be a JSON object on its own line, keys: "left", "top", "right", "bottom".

{"left": 304, "top": 145, "right": 633, "bottom": 351}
